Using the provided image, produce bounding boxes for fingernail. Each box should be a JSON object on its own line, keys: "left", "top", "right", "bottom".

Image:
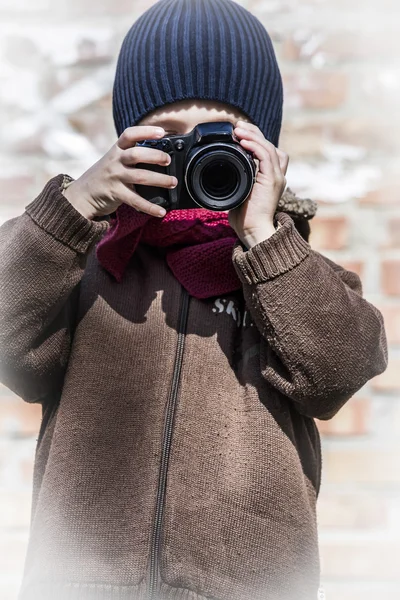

{"left": 158, "top": 208, "right": 166, "bottom": 216}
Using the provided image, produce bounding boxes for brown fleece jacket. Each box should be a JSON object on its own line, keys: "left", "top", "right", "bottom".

{"left": 0, "top": 174, "right": 388, "bottom": 600}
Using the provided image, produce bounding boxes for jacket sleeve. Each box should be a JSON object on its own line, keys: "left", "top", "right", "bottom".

{"left": 0, "top": 174, "right": 110, "bottom": 404}
{"left": 231, "top": 211, "right": 389, "bottom": 420}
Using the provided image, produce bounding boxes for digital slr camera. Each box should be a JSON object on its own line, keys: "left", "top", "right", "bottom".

{"left": 134, "top": 121, "right": 257, "bottom": 212}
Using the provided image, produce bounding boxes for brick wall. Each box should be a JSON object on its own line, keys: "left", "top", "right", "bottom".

{"left": 0, "top": 1, "right": 399, "bottom": 599}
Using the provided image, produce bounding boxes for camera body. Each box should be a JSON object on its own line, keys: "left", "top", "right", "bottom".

{"left": 134, "top": 121, "right": 257, "bottom": 212}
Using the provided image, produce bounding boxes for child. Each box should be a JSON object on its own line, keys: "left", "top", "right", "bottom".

{"left": 0, "top": 1, "right": 388, "bottom": 599}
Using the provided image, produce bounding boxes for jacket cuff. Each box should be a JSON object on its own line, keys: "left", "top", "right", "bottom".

{"left": 24, "top": 174, "right": 110, "bottom": 254}
{"left": 232, "top": 211, "right": 311, "bottom": 285}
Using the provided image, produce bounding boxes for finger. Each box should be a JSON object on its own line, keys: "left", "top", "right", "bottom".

{"left": 249, "top": 140, "right": 287, "bottom": 191}
{"left": 117, "top": 126, "right": 165, "bottom": 150}
{"left": 235, "top": 119, "right": 263, "bottom": 137}
{"left": 276, "top": 148, "right": 289, "bottom": 175}
{"left": 235, "top": 120, "right": 279, "bottom": 152}
{"left": 235, "top": 126, "right": 283, "bottom": 177}
{"left": 120, "top": 146, "right": 171, "bottom": 167}
{"left": 116, "top": 182, "right": 168, "bottom": 218}
{"left": 238, "top": 138, "right": 276, "bottom": 181}
{"left": 239, "top": 136, "right": 284, "bottom": 184}
{"left": 119, "top": 164, "right": 178, "bottom": 190}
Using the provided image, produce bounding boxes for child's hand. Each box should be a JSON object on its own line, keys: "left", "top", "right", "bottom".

{"left": 228, "top": 120, "right": 289, "bottom": 249}
{"left": 62, "top": 126, "right": 178, "bottom": 220}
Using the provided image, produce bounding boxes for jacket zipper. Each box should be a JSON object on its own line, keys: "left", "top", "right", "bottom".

{"left": 148, "top": 285, "right": 190, "bottom": 600}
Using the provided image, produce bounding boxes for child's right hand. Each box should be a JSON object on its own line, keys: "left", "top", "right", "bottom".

{"left": 62, "top": 126, "right": 178, "bottom": 219}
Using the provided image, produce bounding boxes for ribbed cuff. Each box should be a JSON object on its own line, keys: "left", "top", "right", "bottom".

{"left": 25, "top": 174, "right": 110, "bottom": 254}
{"left": 232, "top": 211, "right": 311, "bottom": 285}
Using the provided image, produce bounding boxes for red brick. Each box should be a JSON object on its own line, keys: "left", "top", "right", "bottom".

{"left": 370, "top": 358, "right": 400, "bottom": 393}
{"left": 380, "top": 217, "right": 400, "bottom": 249}
{"left": 68, "top": 107, "right": 116, "bottom": 153}
{"left": 0, "top": 439, "right": 36, "bottom": 488}
{"left": 281, "top": 37, "right": 302, "bottom": 62}
{"left": 0, "top": 175, "right": 36, "bottom": 203}
{"left": 7, "top": 131, "right": 46, "bottom": 156}
{"left": 279, "top": 122, "right": 326, "bottom": 158}
{"left": 309, "top": 215, "right": 349, "bottom": 250}
{"left": 315, "top": 397, "right": 370, "bottom": 436}
{"left": 316, "top": 491, "right": 387, "bottom": 529}
{"left": 359, "top": 183, "right": 400, "bottom": 207}
{"left": 0, "top": 389, "right": 41, "bottom": 436}
{"left": 322, "top": 32, "right": 400, "bottom": 61}
{"left": 280, "top": 117, "right": 400, "bottom": 159}
{"left": 330, "top": 118, "right": 399, "bottom": 154}
{"left": 323, "top": 445, "right": 400, "bottom": 484}
{"left": 282, "top": 71, "right": 349, "bottom": 109}
{"left": 75, "top": 38, "right": 114, "bottom": 67}
{"left": 373, "top": 304, "right": 400, "bottom": 344}
{"left": 381, "top": 261, "right": 400, "bottom": 296}
{"left": 20, "top": 456, "right": 35, "bottom": 485}
{"left": 279, "top": 117, "right": 400, "bottom": 162}
{"left": 96, "top": 91, "right": 113, "bottom": 110}
{"left": 333, "top": 260, "right": 364, "bottom": 280}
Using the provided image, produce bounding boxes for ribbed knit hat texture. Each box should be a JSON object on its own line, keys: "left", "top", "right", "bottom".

{"left": 112, "top": 0, "right": 284, "bottom": 147}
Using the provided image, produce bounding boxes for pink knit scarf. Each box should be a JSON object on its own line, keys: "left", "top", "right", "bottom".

{"left": 95, "top": 203, "right": 242, "bottom": 299}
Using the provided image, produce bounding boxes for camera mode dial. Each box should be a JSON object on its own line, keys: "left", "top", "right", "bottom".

{"left": 174, "top": 140, "right": 185, "bottom": 151}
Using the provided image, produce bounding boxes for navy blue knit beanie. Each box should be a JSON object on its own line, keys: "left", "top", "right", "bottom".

{"left": 112, "top": 0, "right": 283, "bottom": 147}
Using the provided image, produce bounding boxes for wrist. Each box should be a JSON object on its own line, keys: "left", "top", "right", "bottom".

{"left": 62, "top": 182, "right": 97, "bottom": 221}
{"left": 241, "top": 222, "right": 279, "bottom": 250}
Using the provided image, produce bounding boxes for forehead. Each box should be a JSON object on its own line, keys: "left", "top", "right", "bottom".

{"left": 141, "top": 99, "right": 250, "bottom": 125}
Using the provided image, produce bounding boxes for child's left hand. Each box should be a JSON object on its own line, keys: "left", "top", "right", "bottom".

{"left": 228, "top": 120, "right": 289, "bottom": 249}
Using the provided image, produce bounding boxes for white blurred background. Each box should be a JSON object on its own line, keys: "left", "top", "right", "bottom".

{"left": 0, "top": 1, "right": 399, "bottom": 599}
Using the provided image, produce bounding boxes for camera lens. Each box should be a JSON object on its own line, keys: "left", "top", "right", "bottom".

{"left": 185, "top": 144, "right": 255, "bottom": 211}
{"left": 200, "top": 160, "right": 239, "bottom": 199}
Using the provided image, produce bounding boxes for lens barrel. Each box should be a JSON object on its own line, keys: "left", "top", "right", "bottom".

{"left": 185, "top": 144, "right": 255, "bottom": 211}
